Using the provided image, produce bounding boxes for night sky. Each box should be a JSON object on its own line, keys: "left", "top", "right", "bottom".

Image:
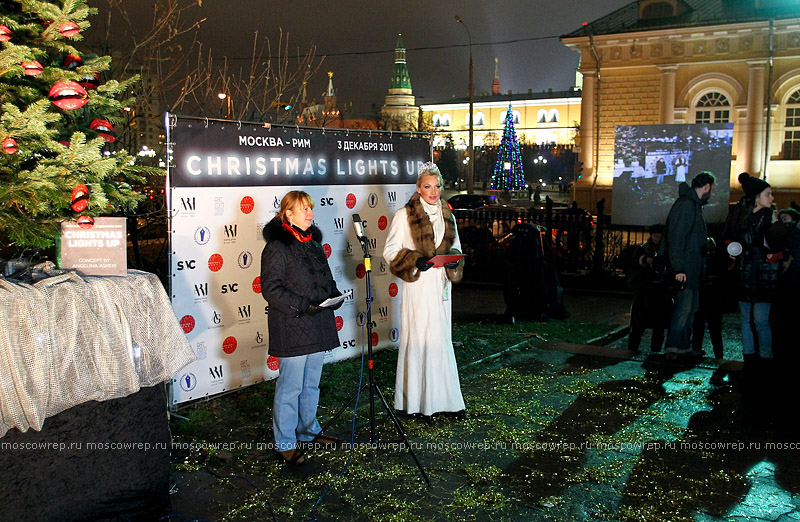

{"left": 90, "top": 0, "right": 632, "bottom": 115}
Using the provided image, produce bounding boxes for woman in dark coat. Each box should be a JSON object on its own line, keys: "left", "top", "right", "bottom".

{"left": 723, "top": 173, "right": 780, "bottom": 361}
{"left": 260, "top": 190, "right": 341, "bottom": 464}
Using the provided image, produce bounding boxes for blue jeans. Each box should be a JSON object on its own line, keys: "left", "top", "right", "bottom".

{"left": 739, "top": 301, "right": 772, "bottom": 359}
{"left": 666, "top": 288, "right": 699, "bottom": 351}
{"left": 273, "top": 352, "right": 324, "bottom": 451}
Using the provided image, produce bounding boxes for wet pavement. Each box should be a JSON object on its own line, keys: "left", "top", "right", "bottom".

{"left": 169, "top": 282, "right": 799, "bottom": 521}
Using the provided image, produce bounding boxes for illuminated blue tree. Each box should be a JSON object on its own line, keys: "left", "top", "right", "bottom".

{"left": 491, "top": 104, "right": 525, "bottom": 191}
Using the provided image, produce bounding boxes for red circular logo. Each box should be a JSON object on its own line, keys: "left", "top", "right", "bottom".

{"left": 346, "top": 193, "right": 357, "bottom": 209}
{"left": 208, "top": 253, "right": 223, "bottom": 272}
{"left": 240, "top": 196, "right": 254, "bottom": 214}
{"left": 371, "top": 332, "right": 379, "bottom": 346}
{"left": 378, "top": 216, "right": 388, "bottom": 230}
{"left": 222, "top": 336, "right": 237, "bottom": 354}
{"left": 323, "top": 243, "right": 332, "bottom": 258}
{"left": 267, "top": 356, "right": 279, "bottom": 371}
{"left": 389, "top": 283, "right": 398, "bottom": 297}
{"left": 356, "top": 263, "right": 366, "bottom": 279}
{"left": 252, "top": 276, "right": 261, "bottom": 294}
{"left": 179, "top": 315, "right": 195, "bottom": 334}
{"left": 335, "top": 316, "right": 344, "bottom": 331}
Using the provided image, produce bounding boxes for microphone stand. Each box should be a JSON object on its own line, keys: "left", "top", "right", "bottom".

{"left": 317, "top": 225, "right": 430, "bottom": 486}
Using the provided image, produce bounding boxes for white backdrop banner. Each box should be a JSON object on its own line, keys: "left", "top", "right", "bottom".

{"left": 166, "top": 115, "right": 430, "bottom": 405}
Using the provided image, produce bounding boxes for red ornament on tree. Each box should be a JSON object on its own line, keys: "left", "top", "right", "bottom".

{"left": 71, "top": 184, "right": 90, "bottom": 212}
{"left": 21, "top": 60, "right": 44, "bottom": 77}
{"left": 0, "top": 25, "right": 12, "bottom": 42}
{"left": 49, "top": 81, "right": 88, "bottom": 110}
{"left": 62, "top": 53, "right": 82, "bottom": 70}
{"left": 58, "top": 21, "right": 80, "bottom": 37}
{"left": 90, "top": 118, "right": 116, "bottom": 143}
{"left": 2, "top": 138, "right": 18, "bottom": 155}
{"left": 78, "top": 73, "right": 100, "bottom": 91}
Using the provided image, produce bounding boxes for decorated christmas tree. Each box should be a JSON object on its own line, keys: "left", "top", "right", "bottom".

{"left": 0, "top": 0, "right": 155, "bottom": 256}
{"left": 491, "top": 104, "right": 525, "bottom": 191}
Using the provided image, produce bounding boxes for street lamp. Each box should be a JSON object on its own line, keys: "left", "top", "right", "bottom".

{"left": 217, "top": 91, "right": 231, "bottom": 119}
{"left": 455, "top": 15, "right": 474, "bottom": 195}
{"left": 533, "top": 155, "right": 547, "bottom": 183}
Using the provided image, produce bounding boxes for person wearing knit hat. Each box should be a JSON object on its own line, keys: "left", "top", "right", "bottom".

{"left": 722, "top": 172, "right": 779, "bottom": 365}
{"left": 738, "top": 172, "right": 770, "bottom": 199}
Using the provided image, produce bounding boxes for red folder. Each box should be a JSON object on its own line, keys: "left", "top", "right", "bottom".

{"left": 427, "top": 254, "right": 466, "bottom": 268}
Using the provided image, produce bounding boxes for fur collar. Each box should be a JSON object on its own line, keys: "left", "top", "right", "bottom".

{"left": 404, "top": 193, "right": 456, "bottom": 256}
{"left": 262, "top": 217, "right": 322, "bottom": 245}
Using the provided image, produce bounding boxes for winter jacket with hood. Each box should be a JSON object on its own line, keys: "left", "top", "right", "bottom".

{"left": 260, "top": 217, "right": 341, "bottom": 358}
{"left": 659, "top": 182, "right": 709, "bottom": 290}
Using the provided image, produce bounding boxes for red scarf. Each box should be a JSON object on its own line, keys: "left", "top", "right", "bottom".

{"left": 282, "top": 222, "right": 312, "bottom": 243}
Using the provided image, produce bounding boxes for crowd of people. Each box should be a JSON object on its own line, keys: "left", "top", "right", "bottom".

{"left": 626, "top": 171, "right": 800, "bottom": 372}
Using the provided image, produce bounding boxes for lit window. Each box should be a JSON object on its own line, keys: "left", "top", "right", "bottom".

{"left": 441, "top": 114, "right": 451, "bottom": 127}
{"left": 538, "top": 109, "right": 547, "bottom": 123}
{"left": 433, "top": 114, "right": 441, "bottom": 127}
{"left": 694, "top": 92, "right": 730, "bottom": 123}
{"left": 549, "top": 109, "right": 559, "bottom": 123}
{"left": 475, "top": 112, "right": 485, "bottom": 126}
{"left": 783, "top": 89, "right": 800, "bottom": 160}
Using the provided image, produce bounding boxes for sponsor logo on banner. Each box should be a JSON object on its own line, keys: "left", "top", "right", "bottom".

{"left": 368, "top": 193, "right": 378, "bottom": 208}
{"left": 209, "top": 365, "right": 224, "bottom": 384}
{"left": 240, "top": 196, "right": 255, "bottom": 214}
{"left": 341, "top": 339, "right": 357, "bottom": 349}
{"left": 342, "top": 287, "right": 355, "bottom": 306}
{"left": 267, "top": 356, "right": 279, "bottom": 371}
{"left": 179, "top": 373, "right": 197, "bottom": 392}
{"left": 387, "top": 190, "right": 398, "bottom": 208}
{"left": 194, "top": 226, "right": 210, "bottom": 245}
{"left": 253, "top": 330, "right": 266, "bottom": 348}
{"left": 273, "top": 196, "right": 281, "bottom": 209}
{"left": 237, "top": 305, "right": 251, "bottom": 324}
{"left": 210, "top": 310, "right": 223, "bottom": 329}
{"left": 193, "top": 283, "right": 209, "bottom": 303}
{"left": 252, "top": 276, "right": 261, "bottom": 294}
{"left": 214, "top": 197, "right": 224, "bottom": 216}
{"left": 195, "top": 341, "right": 207, "bottom": 360}
{"left": 223, "top": 224, "right": 237, "bottom": 244}
{"left": 390, "top": 328, "right": 400, "bottom": 342}
{"left": 180, "top": 315, "right": 195, "bottom": 333}
{"left": 177, "top": 259, "right": 196, "bottom": 271}
{"left": 346, "top": 193, "right": 356, "bottom": 209}
{"left": 371, "top": 332, "right": 379, "bottom": 346}
{"left": 344, "top": 241, "right": 354, "bottom": 257}
{"left": 208, "top": 253, "right": 223, "bottom": 272}
{"left": 238, "top": 251, "right": 253, "bottom": 269}
{"left": 356, "top": 311, "right": 365, "bottom": 327}
{"left": 356, "top": 264, "right": 366, "bottom": 279}
{"left": 323, "top": 243, "right": 332, "bottom": 258}
{"left": 389, "top": 282, "right": 399, "bottom": 297}
{"left": 220, "top": 283, "right": 238, "bottom": 294}
{"left": 377, "top": 306, "right": 389, "bottom": 320}
{"left": 335, "top": 316, "right": 344, "bottom": 331}
{"left": 222, "top": 336, "right": 237, "bottom": 354}
{"left": 179, "top": 197, "right": 196, "bottom": 217}
{"left": 256, "top": 222, "right": 265, "bottom": 240}
{"left": 332, "top": 217, "right": 344, "bottom": 235}
{"left": 320, "top": 197, "right": 334, "bottom": 207}
{"left": 365, "top": 237, "right": 377, "bottom": 251}
{"left": 378, "top": 216, "right": 388, "bottom": 230}
{"left": 241, "top": 360, "right": 251, "bottom": 379}
{"left": 374, "top": 259, "right": 387, "bottom": 277}
{"left": 333, "top": 266, "right": 343, "bottom": 280}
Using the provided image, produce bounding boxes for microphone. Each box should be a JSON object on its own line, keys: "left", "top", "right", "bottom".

{"left": 352, "top": 214, "right": 366, "bottom": 241}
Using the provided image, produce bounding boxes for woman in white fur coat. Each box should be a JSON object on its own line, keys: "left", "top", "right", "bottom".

{"left": 382, "top": 162, "right": 465, "bottom": 417}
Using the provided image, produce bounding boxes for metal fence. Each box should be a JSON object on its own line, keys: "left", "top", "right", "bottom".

{"left": 453, "top": 206, "right": 650, "bottom": 281}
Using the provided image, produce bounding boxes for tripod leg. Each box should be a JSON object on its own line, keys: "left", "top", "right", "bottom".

{"left": 317, "top": 381, "right": 370, "bottom": 441}
{"left": 371, "top": 384, "right": 431, "bottom": 486}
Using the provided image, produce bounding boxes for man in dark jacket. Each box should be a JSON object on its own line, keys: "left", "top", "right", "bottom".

{"left": 660, "top": 171, "right": 715, "bottom": 358}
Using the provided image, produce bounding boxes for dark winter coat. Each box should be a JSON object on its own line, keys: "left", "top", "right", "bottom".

{"left": 659, "top": 182, "right": 709, "bottom": 290}
{"left": 723, "top": 205, "right": 781, "bottom": 303}
{"left": 260, "top": 218, "right": 341, "bottom": 358}
{"left": 627, "top": 239, "right": 671, "bottom": 329}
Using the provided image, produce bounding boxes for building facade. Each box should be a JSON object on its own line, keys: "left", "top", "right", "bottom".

{"left": 562, "top": 0, "right": 800, "bottom": 209}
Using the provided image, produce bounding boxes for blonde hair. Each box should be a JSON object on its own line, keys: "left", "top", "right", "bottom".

{"left": 277, "top": 190, "right": 314, "bottom": 223}
{"left": 417, "top": 161, "right": 443, "bottom": 187}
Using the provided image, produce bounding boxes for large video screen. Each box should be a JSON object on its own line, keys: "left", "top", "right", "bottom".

{"left": 611, "top": 123, "right": 732, "bottom": 225}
